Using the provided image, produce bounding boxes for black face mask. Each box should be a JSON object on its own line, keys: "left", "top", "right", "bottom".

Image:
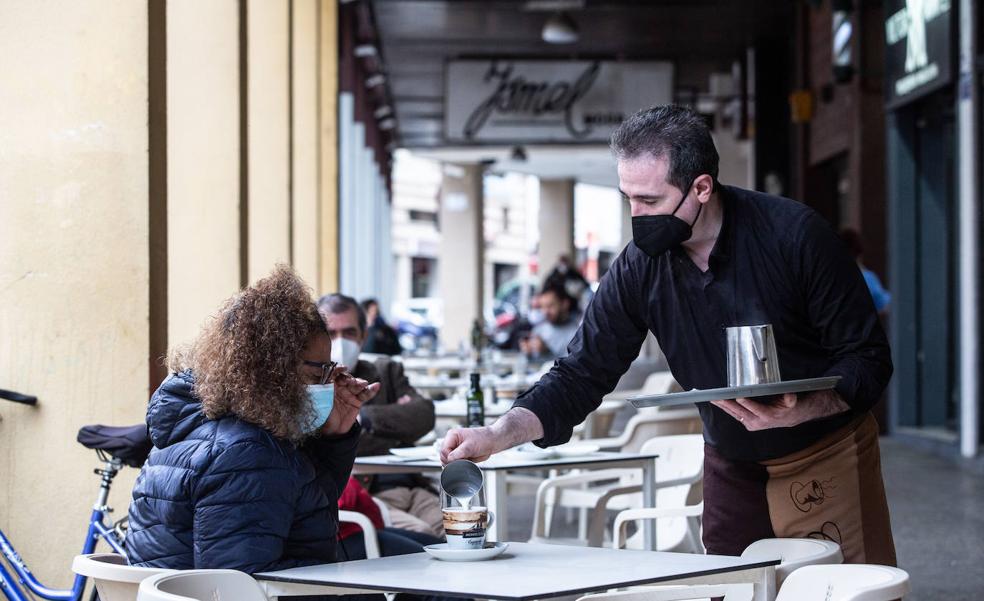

{"left": 631, "top": 181, "right": 702, "bottom": 258}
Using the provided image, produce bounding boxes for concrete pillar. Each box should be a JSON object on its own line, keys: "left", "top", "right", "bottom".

{"left": 319, "top": 0, "right": 340, "bottom": 293}
{"left": 0, "top": 1, "right": 150, "bottom": 584}
{"left": 167, "top": 0, "right": 242, "bottom": 347}
{"left": 292, "top": 0, "right": 319, "bottom": 289}
{"left": 247, "top": 0, "right": 291, "bottom": 283}
{"left": 438, "top": 163, "right": 484, "bottom": 350}
{"left": 538, "top": 179, "right": 576, "bottom": 278}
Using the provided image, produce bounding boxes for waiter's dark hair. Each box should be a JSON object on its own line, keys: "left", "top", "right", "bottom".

{"left": 610, "top": 105, "right": 720, "bottom": 192}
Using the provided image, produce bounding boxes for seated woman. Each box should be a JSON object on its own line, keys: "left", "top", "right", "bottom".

{"left": 126, "top": 266, "right": 380, "bottom": 573}
{"left": 337, "top": 477, "right": 443, "bottom": 560}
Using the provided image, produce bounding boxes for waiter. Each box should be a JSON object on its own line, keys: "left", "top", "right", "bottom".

{"left": 440, "top": 105, "right": 896, "bottom": 564}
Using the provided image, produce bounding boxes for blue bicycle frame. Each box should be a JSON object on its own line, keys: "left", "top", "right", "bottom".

{"left": 0, "top": 457, "right": 128, "bottom": 601}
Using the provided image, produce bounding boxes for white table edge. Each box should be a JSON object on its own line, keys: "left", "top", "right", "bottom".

{"left": 255, "top": 557, "right": 780, "bottom": 601}
{"left": 352, "top": 452, "right": 660, "bottom": 473}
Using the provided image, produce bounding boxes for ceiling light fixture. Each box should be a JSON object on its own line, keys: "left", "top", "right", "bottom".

{"left": 365, "top": 74, "right": 386, "bottom": 88}
{"left": 378, "top": 118, "right": 396, "bottom": 131}
{"left": 542, "top": 12, "right": 578, "bottom": 44}
{"left": 374, "top": 105, "right": 393, "bottom": 119}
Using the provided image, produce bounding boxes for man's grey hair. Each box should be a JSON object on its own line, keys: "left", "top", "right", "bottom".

{"left": 610, "top": 105, "right": 720, "bottom": 192}
{"left": 316, "top": 293, "right": 367, "bottom": 335}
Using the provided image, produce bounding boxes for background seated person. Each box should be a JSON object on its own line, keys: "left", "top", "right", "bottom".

{"left": 519, "top": 281, "right": 582, "bottom": 360}
{"left": 127, "top": 267, "right": 379, "bottom": 573}
{"left": 361, "top": 297, "right": 403, "bottom": 356}
{"left": 318, "top": 293, "right": 443, "bottom": 538}
{"left": 337, "top": 477, "right": 442, "bottom": 560}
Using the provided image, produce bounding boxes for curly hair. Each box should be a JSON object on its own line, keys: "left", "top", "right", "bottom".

{"left": 168, "top": 265, "right": 326, "bottom": 441}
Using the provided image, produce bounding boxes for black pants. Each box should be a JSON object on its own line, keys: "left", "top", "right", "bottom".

{"left": 338, "top": 527, "right": 442, "bottom": 561}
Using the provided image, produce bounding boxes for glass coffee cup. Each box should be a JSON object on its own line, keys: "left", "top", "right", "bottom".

{"left": 441, "top": 487, "right": 494, "bottom": 550}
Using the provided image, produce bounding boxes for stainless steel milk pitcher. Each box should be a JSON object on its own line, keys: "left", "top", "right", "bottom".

{"left": 726, "top": 324, "right": 781, "bottom": 387}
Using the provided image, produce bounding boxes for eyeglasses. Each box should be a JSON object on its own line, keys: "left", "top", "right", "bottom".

{"left": 303, "top": 360, "right": 338, "bottom": 385}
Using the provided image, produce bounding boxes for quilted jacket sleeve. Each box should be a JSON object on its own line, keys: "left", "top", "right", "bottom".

{"left": 191, "top": 439, "right": 317, "bottom": 573}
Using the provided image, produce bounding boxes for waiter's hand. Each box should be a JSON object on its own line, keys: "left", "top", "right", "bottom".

{"left": 440, "top": 407, "right": 546, "bottom": 464}
{"left": 712, "top": 389, "right": 850, "bottom": 431}
{"left": 441, "top": 426, "right": 498, "bottom": 463}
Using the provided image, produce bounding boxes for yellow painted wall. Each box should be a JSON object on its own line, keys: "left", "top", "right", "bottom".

{"left": 292, "top": 0, "right": 321, "bottom": 290}
{"left": 247, "top": 0, "right": 292, "bottom": 283}
{"left": 319, "top": 0, "right": 340, "bottom": 293}
{"left": 166, "top": 0, "right": 242, "bottom": 348}
{"left": 0, "top": 0, "right": 150, "bottom": 585}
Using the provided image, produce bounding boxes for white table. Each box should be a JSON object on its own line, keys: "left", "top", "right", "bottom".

{"left": 353, "top": 451, "right": 659, "bottom": 549}
{"left": 256, "top": 542, "right": 780, "bottom": 601}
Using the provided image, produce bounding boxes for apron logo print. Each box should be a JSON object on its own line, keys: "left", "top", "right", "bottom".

{"left": 790, "top": 478, "right": 836, "bottom": 513}
{"left": 807, "top": 521, "right": 843, "bottom": 546}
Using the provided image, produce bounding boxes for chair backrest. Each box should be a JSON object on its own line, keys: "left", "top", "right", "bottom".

{"left": 776, "top": 564, "right": 910, "bottom": 601}
{"left": 617, "top": 408, "right": 702, "bottom": 453}
{"left": 639, "top": 372, "right": 678, "bottom": 395}
{"left": 638, "top": 434, "right": 704, "bottom": 507}
{"left": 138, "top": 570, "right": 268, "bottom": 601}
{"left": 742, "top": 538, "right": 843, "bottom": 587}
{"left": 72, "top": 554, "right": 174, "bottom": 601}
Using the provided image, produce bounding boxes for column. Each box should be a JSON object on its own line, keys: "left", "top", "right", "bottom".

{"left": 247, "top": 0, "right": 291, "bottom": 283}
{"left": 438, "top": 163, "right": 484, "bottom": 350}
{"left": 538, "top": 179, "right": 576, "bottom": 278}
{"left": 958, "top": 0, "right": 980, "bottom": 458}
{"left": 167, "top": 0, "right": 242, "bottom": 348}
{"left": 292, "top": 0, "right": 320, "bottom": 290}
{"left": 318, "top": 0, "right": 340, "bottom": 293}
{"left": 0, "top": 1, "right": 151, "bottom": 584}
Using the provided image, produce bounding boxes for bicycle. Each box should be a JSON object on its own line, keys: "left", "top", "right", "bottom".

{"left": 0, "top": 388, "right": 151, "bottom": 601}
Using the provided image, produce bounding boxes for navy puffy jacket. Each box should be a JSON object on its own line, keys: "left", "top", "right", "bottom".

{"left": 126, "top": 371, "right": 359, "bottom": 573}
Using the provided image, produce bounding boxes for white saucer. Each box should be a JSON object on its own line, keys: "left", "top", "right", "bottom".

{"left": 554, "top": 442, "right": 601, "bottom": 457}
{"left": 423, "top": 542, "right": 509, "bottom": 562}
{"left": 389, "top": 446, "right": 437, "bottom": 459}
{"left": 506, "top": 443, "right": 557, "bottom": 460}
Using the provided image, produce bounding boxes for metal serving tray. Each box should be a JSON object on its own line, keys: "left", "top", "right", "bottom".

{"left": 628, "top": 376, "right": 842, "bottom": 409}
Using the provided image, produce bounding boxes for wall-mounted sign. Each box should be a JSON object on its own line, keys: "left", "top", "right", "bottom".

{"left": 445, "top": 60, "right": 673, "bottom": 144}
{"left": 884, "top": 0, "right": 952, "bottom": 108}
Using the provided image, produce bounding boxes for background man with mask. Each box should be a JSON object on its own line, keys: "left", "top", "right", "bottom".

{"left": 441, "top": 105, "right": 896, "bottom": 565}
{"left": 318, "top": 293, "right": 442, "bottom": 537}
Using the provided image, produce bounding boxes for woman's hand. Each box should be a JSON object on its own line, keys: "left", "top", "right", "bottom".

{"left": 319, "top": 371, "right": 380, "bottom": 436}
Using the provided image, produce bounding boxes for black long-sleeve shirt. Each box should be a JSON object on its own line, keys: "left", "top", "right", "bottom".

{"left": 513, "top": 185, "right": 893, "bottom": 462}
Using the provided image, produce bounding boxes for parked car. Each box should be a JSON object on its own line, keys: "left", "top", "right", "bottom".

{"left": 391, "top": 297, "right": 442, "bottom": 352}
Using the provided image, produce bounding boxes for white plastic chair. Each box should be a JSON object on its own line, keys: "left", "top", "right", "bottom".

{"left": 531, "top": 434, "right": 704, "bottom": 547}
{"left": 742, "top": 538, "right": 843, "bottom": 587}
{"left": 775, "top": 564, "right": 910, "bottom": 601}
{"left": 602, "top": 371, "right": 680, "bottom": 403}
{"left": 338, "top": 511, "right": 383, "bottom": 558}
{"left": 575, "top": 564, "right": 908, "bottom": 601}
{"left": 72, "top": 554, "right": 174, "bottom": 601}
{"left": 137, "top": 569, "right": 267, "bottom": 601}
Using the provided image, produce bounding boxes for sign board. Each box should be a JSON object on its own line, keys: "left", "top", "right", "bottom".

{"left": 884, "top": 0, "right": 953, "bottom": 108}
{"left": 445, "top": 60, "right": 673, "bottom": 143}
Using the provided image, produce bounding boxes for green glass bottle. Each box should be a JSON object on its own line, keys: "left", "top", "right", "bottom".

{"left": 466, "top": 372, "right": 485, "bottom": 428}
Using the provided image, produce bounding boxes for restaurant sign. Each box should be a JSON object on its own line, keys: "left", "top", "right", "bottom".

{"left": 884, "top": 0, "right": 952, "bottom": 108}
{"left": 445, "top": 60, "right": 673, "bottom": 143}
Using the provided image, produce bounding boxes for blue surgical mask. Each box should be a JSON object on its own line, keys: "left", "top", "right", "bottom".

{"left": 304, "top": 384, "right": 334, "bottom": 434}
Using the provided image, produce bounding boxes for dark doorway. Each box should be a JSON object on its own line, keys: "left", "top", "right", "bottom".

{"left": 888, "top": 91, "right": 958, "bottom": 431}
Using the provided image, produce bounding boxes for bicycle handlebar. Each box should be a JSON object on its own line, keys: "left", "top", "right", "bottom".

{"left": 0, "top": 388, "right": 38, "bottom": 406}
